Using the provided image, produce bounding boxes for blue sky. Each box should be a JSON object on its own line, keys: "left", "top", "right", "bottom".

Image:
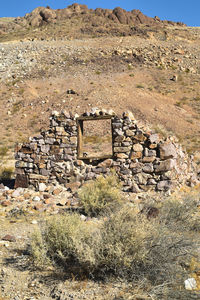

{"left": 1, "top": 1, "right": 199, "bottom": 27}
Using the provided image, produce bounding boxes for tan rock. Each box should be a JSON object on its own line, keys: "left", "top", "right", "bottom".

{"left": 130, "top": 151, "right": 142, "bottom": 160}
{"left": 154, "top": 159, "right": 176, "bottom": 173}
{"left": 126, "top": 130, "right": 135, "bottom": 137}
{"left": 53, "top": 188, "right": 62, "bottom": 195}
{"left": 142, "top": 156, "right": 156, "bottom": 163}
{"left": 159, "top": 142, "right": 177, "bottom": 160}
{"left": 116, "top": 153, "right": 129, "bottom": 159}
{"left": 132, "top": 144, "right": 143, "bottom": 152}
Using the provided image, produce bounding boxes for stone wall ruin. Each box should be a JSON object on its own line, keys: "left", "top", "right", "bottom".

{"left": 15, "top": 109, "right": 197, "bottom": 193}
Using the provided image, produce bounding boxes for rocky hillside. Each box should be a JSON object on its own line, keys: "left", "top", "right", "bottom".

{"left": 0, "top": 4, "right": 200, "bottom": 173}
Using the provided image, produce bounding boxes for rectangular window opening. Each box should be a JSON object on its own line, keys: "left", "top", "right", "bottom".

{"left": 77, "top": 117, "right": 113, "bottom": 160}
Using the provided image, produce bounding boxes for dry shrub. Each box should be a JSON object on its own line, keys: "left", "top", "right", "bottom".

{"left": 31, "top": 230, "right": 49, "bottom": 268}
{"left": 159, "top": 194, "right": 200, "bottom": 232}
{"left": 0, "top": 146, "right": 8, "bottom": 157}
{"left": 78, "top": 173, "right": 122, "bottom": 216}
{"left": 30, "top": 213, "right": 102, "bottom": 274}
{"left": 98, "top": 206, "right": 196, "bottom": 285}
{"left": 30, "top": 193, "right": 200, "bottom": 297}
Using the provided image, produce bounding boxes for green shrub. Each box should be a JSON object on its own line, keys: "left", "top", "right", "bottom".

{"left": 0, "top": 166, "right": 14, "bottom": 180}
{"left": 78, "top": 173, "right": 122, "bottom": 216}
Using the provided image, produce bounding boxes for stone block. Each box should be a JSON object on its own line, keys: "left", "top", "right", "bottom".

{"left": 122, "top": 142, "right": 131, "bottom": 147}
{"left": 157, "top": 180, "right": 172, "bottom": 191}
{"left": 149, "top": 143, "right": 157, "bottom": 149}
{"left": 40, "top": 169, "right": 50, "bottom": 176}
{"left": 15, "top": 161, "right": 33, "bottom": 168}
{"left": 154, "top": 159, "right": 176, "bottom": 173}
{"left": 29, "top": 174, "right": 48, "bottom": 181}
{"left": 149, "top": 134, "right": 160, "bottom": 144}
{"left": 112, "top": 122, "right": 123, "bottom": 129}
{"left": 142, "top": 156, "right": 156, "bottom": 163}
{"left": 14, "top": 174, "right": 28, "bottom": 188}
{"left": 130, "top": 151, "right": 142, "bottom": 160}
{"left": 114, "top": 135, "right": 125, "bottom": 142}
{"left": 159, "top": 142, "right": 177, "bottom": 160}
{"left": 45, "top": 138, "right": 55, "bottom": 144}
{"left": 65, "top": 181, "right": 81, "bottom": 192}
{"left": 114, "top": 129, "right": 124, "bottom": 136}
{"left": 98, "top": 159, "right": 113, "bottom": 168}
{"left": 143, "top": 163, "right": 154, "bottom": 173}
{"left": 62, "top": 137, "right": 70, "bottom": 144}
{"left": 116, "top": 153, "right": 129, "bottom": 159}
{"left": 114, "top": 146, "right": 131, "bottom": 153}
{"left": 131, "top": 182, "right": 141, "bottom": 193}
{"left": 41, "top": 145, "right": 50, "bottom": 154}
{"left": 50, "top": 145, "right": 62, "bottom": 154}
{"left": 126, "top": 130, "right": 135, "bottom": 137}
{"left": 132, "top": 144, "right": 143, "bottom": 152}
{"left": 20, "top": 146, "right": 33, "bottom": 154}
{"left": 70, "top": 137, "right": 77, "bottom": 144}
{"left": 147, "top": 178, "right": 157, "bottom": 185}
{"left": 133, "top": 133, "right": 147, "bottom": 142}
{"left": 38, "top": 163, "right": 46, "bottom": 169}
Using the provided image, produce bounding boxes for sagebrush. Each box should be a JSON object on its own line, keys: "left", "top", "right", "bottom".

{"left": 78, "top": 173, "right": 122, "bottom": 216}
{"left": 30, "top": 192, "right": 200, "bottom": 298}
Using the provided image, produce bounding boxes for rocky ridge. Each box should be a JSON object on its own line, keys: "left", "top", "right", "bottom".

{"left": 0, "top": 3, "right": 185, "bottom": 36}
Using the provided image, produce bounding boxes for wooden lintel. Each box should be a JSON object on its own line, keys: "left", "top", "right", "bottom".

{"left": 78, "top": 155, "right": 113, "bottom": 161}
{"left": 77, "top": 115, "right": 112, "bottom": 121}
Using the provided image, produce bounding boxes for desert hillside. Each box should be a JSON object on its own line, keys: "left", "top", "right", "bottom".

{"left": 1, "top": 4, "right": 200, "bottom": 300}
{"left": 1, "top": 4, "right": 200, "bottom": 171}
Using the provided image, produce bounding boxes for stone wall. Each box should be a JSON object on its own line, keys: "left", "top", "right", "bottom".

{"left": 15, "top": 109, "right": 197, "bottom": 193}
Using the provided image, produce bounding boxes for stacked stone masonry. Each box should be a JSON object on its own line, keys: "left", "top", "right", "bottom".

{"left": 15, "top": 109, "right": 197, "bottom": 193}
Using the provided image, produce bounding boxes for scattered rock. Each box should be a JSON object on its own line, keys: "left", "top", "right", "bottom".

{"left": 2, "top": 234, "right": 16, "bottom": 242}
{"left": 31, "top": 219, "right": 38, "bottom": 224}
{"left": 184, "top": 278, "right": 197, "bottom": 291}
{"left": 38, "top": 182, "right": 47, "bottom": 192}
{"left": 32, "top": 196, "right": 40, "bottom": 201}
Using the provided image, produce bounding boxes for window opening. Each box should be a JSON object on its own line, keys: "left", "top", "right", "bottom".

{"left": 77, "top": 117, "right": 113, "bottom": 160}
